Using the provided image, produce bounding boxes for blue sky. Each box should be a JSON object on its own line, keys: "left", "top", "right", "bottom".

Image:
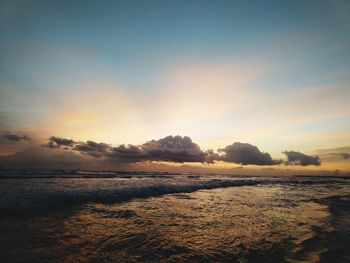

{"left": 2, "top": 0, "right": 349, "bottom": 91}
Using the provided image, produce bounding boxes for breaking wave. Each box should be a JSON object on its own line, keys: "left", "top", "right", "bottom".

{"left": 0, "top": 175, "right": 349, "bottom": 214}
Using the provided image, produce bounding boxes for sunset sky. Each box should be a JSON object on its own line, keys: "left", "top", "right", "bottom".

{"left": 0, "top": 0, "right": 349, "bottom": 174}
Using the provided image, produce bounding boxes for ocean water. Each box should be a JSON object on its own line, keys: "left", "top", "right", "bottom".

{"left": 1, "top": 174, "right": 350, "bottom": 262}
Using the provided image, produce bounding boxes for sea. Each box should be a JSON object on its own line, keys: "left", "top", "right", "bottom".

{"left": 1, "top": 173, "right": 350, "bottom": 262}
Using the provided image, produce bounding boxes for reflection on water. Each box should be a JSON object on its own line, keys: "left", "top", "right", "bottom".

{"left": 1, "top": 178, "right": 350, "bottom": 262}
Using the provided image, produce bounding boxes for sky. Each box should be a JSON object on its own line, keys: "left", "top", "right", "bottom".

{"left": 0, "top": 0, "right": 350, "bottom": 174}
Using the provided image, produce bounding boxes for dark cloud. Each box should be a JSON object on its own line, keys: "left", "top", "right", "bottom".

{"left": 141, "top": 135, "right": 208, "bottom": 163}
{"left": 43, "top": 136, "right": 75, "bottom": 148}
{"left": 49, "top": 136, "right": 75, "bottom": 146}
{"left": 106, "top": 136, "right": 211, "bottom": 163}
{"left": 108, "top": 144, "right": 148, "bottom": 162}
{"left": 42, "top": 136, "right": 325, "bottom": 167}
{"left": 73, "top": 141, "right": 110, "bottom": 158}
{"left": 43, "top": 141, "right": 61, "bottom": 149}
{"left": 2, "top": 134, "right": 31, "bottom": 142}
{"left": 283, "top": 151, "right": 321, "bottom": 166}
{"left": 217, "top": 142, "right": 282, "bottom": 165}
{"left": 43, "top": 135, "right": 213, "bottom": 164}
{"left": 204, "top": 149, "right": 220, "bottom": 164}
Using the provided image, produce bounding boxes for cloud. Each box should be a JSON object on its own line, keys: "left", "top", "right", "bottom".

{"left": 107, "top": 144, "right": 148, "bottom": 162}
{"left": 2, "top": 134, "right": 31, "bottom": 142}
{"left": 49, "top": 136, "right": 75, "bottom": 146}
{"left": 204, "top": 149, "right": 220, "bottom": 164}
{"left": 73, "top": 141, "right": 110, "bottom": 158}
{"left": 43, "top": 141, "right": 61, "bottom": 149}
{"left": 217, "top": 142, "right": 282, "bottom": 165}
{"left": 105, "top": 136, "right": 212, "bottom": 163}
{"left": 43, "top": 135, "right": 214, "bottom": 164}
{"left": 41, "top": 136, "right": 326, "bottom": 167}
{"left": 42, "top": 136, "right": 75, "bottom": 148}
{"left": 141, "top": 135, "right": 209, "bottom": 163}
{"left": 283, "top": 151, "right": 321, "bottom": 166}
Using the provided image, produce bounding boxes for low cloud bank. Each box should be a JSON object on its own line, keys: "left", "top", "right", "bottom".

{"left": 43, "top": 135, "right": 213, "bottom": 163}
{"left": 73, "top": 141, "right": 110, "bottom": 158}
{"left": 141, "top": 136, "right": 211, "bottom": 163}
{"left": 283, "top": 151, "right": 321, "bottom": 166}
{"left": 1, "top": 134, "right": 31, "bottom": 142}
{"left": 42, "top": 135, "right": 321, "bottom": 166}
{"left": 218, "top": 142, "right": 282, "bottom": 165}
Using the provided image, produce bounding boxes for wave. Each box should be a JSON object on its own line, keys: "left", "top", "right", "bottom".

{"left": 0, "top": 178, "right": 260, "bottom": 214}
{"left": 1, "top": 176, "right": 349, "bottom": 214}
